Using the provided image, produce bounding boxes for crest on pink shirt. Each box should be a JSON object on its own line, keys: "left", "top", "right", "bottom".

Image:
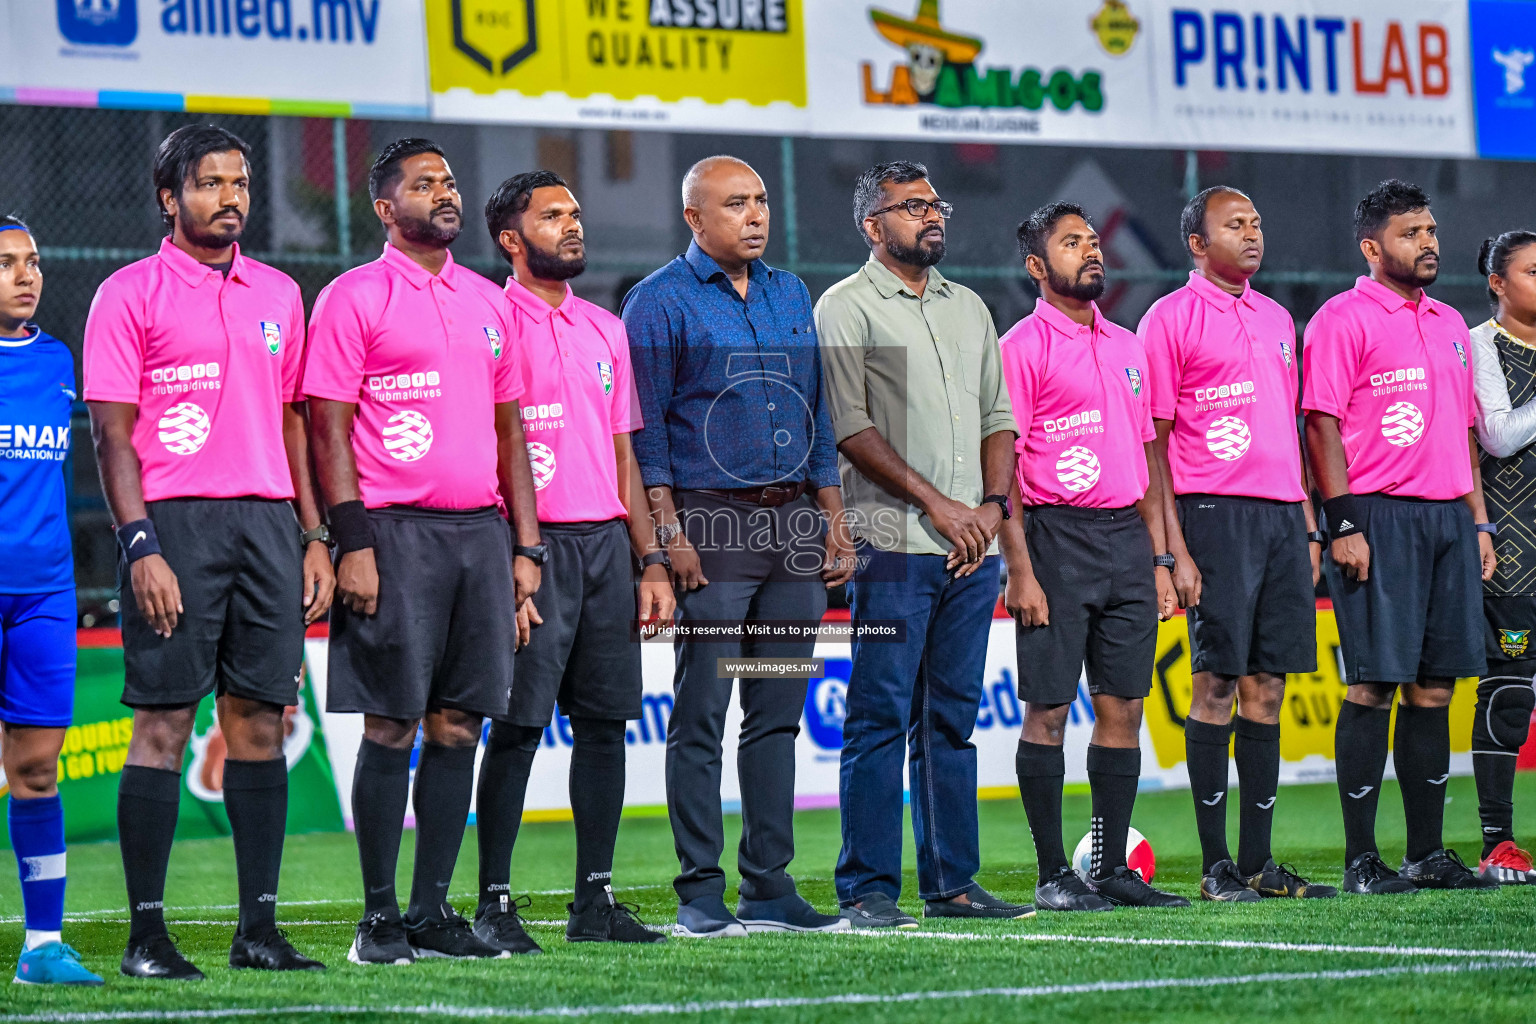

{"left": 260, "top": 321, "right": 281, "bottom": 355}
{"left": 1454, "top": 341, "right": 1467, "bottom": 369}
{"left": 485, "top": 326, "right": 503, "bottom": 360}
{"left": 1279, "top": 341, "right": 1293, "bottom": 369}
{"left": 597, "top": 360, "right": 614, "bottom": 396}
{"left": 1124, "top": 367, "right": 1142, "bottom": 396}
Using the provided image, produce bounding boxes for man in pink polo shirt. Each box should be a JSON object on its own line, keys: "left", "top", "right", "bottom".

{"left": 472, "top": 170, "right": 673, "bottom": 950}
{"left": 1140, "top": 187, "right": 1335, "bottom": 904}
{"left": 85, "top": 125, "right": 334, "bottom": 979}
{"left": 996, "top": 203, "right": 1185, "bottom": 912}
{"left": 1304, "top": 179, "right": 1498, "bottom": 895}
{"left": 304, "top": 139, "right": 543, "bottom": 964}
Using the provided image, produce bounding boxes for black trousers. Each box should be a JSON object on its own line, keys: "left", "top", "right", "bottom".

{"left": 666, "top": 490, "right": 827, "bottom": 904}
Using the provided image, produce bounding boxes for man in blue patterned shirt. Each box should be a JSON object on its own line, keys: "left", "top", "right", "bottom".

{"left": 624, "top": 155, "right": 855, "bottom": 938}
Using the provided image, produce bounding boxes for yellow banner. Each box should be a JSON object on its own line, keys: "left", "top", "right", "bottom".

{"left": 1144, "top": 609, "right": 1477, "bottom": 769}
{"left": 427, "top": 0, "right": 807, "bottom": 105}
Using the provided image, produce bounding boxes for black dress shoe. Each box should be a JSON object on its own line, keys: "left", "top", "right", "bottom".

{"left": 229, "top": 928, "right": 326, "bottom": 971}
{"left": 1091, "top": 866, "right": 1191, "bottom": 908}
{"left": 1034, "top": 866, "right": 1114, "bottom": 912}
{"left": 121, "top": 932, "right": 204, "bottom": 981}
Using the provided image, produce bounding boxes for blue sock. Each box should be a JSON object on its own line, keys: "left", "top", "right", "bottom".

{"left": 10, "top": 793, "right": 66, "bottom": 948}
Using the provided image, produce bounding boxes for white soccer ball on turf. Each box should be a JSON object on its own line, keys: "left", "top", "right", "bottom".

{"left": 1073, "top": 826, "right": 1156, "bottom": 883}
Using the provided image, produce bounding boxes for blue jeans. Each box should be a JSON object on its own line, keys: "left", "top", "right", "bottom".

{"left": 835, "top": 548, "right": 999, "bottom": 903}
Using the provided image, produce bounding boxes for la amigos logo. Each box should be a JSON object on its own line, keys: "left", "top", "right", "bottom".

{"left": 861, "top": 0, "right": 1119, "bottom": 113}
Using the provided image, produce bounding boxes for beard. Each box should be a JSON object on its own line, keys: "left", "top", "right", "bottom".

{"left": 886, "top": 226, "right": 946, "bottom": 268}
{"left": 397, "top": 203, "right": 462, "bottom": 247}
{"left": 1044, "top": 255, "right": 1106, "bottom": 301}
{"left": 525, "top": 235, "right": 587, "bottom": 282}
{"left": 1382, "top": 249, "right": 1439, "bottom": 290}
{"left": 178, "top": 207, "right": 242, "bottom": 251}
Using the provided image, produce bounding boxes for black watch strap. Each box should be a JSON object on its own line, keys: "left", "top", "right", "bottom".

{"left": 1307, "top": 530, "right": 1326, "bottom": 545}
{"left": 640, "top": 550, "right": 670, "bottom": 570}
{"left": 981, "top": 494, "right": 1011, "bottom": 520}
{"left": 514, "top": 543, "right": 549, "bottom": 566}
{"left": 301, "top": 524, "right": 333, "bottom": 548}
{"left": 1153, "top": 553, "right": 1176, "bottom": 570}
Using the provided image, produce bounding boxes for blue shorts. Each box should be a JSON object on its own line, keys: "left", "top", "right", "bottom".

{"left": 0, "top": 589, "right": 77, "bottom": 728}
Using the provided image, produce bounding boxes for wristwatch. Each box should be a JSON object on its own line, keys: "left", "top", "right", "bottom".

{"left": 655, "top": 521, "right": 683, "bottom": 547}
{"left": 640, "top": 550, "right": 671, "bottom": 571}
{"left": 1153, "top": 553, "right": 1176, "bottom": 571}
{"left": 1307, "top": 530, "right": 1326, "bottom": 545}
{"left": 1476, "top": 522, "right": 1499, "bottom": 535}
{"left": 981, "top": 494, "right": 1011, "bottom": 520}
{"left": 514, "top": 543, "right": 550, "bottom": 566}
{"left": 300, "top": 524, "right": 333, "bottom": 548}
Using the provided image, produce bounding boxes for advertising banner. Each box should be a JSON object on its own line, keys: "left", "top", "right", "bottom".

{"left": 803, "top": 0, "right": 1477, "bottom": 156}
{"left": 1469, "top": 0, "right": 1536, "bottom": 159}
{"left": 0, "top": 644, "right": 344, "bottom": 848}
{"left": 426, "top": 0, "right": 809, "bottom": 131}
{"left": 0, "top": 1, "right": 430, "bottom": 117}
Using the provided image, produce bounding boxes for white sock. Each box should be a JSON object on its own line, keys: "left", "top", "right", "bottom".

{"left": 24, "top": 929, "right": 62, "bottom": 951}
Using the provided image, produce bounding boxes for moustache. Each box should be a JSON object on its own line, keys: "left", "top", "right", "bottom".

{"left": 431, "top": 203, "right": 461, "bottom": 218}
{"left": 1079, "top": 260, "right": 1104, "bottom": 274}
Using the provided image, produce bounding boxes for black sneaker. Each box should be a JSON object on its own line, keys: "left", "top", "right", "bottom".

{"left": 1341, "top": 852, "right": 1418, "bottom": 895}
{"left": 923, "top": 884, "right": 1035, "bottom": 919}
{"left": 406, "top": 903, "right": 512, "bottom": 959}
{"left": 1200, "top": 860, "right": 1262, "bottom": 902}
{"left": 1034, "top": 866, "right": 1114, "bottom": 912}
{"left": 473, "top": 895, "right": 544, "bottom": 955}
{"left": 568, "top": 890, "right": 668, "bottom": 944}
{"left": 229, "top": 928, "right": 326, "bottom": 971}
{"left": 1091, "top": 866, "right": 1191, "bottom": 908}
{"left": 1400, "top": 848, "right": 1501, "bottom": 891}
{"left": 1245, "top": 859, "right": 1338, "bottom": 899}
{"left": 348, "top": 911, "right": 415, "bottom": 966}
{"left": 120, "top": 932, "right": 205, "bottom": 981}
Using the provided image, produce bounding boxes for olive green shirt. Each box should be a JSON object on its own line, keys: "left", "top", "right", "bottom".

{"left": 814, "top": 256, "right": 1016, "bottom": 555}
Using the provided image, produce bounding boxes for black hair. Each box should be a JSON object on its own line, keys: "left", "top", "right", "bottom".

{"left": 484, "top": 170, "right": 570, "bottom": 267}
{"left": 151, "top": 124, "right": 251, "bottom": 231}
{"left": 0, "top": 214, "right": 30, "bottom": 234}
{"left": 852, "top": 160, "right": 930, "bottom": 248}
{"left": 1478, "top": 230, "right": 1536, "bottom": 309}
{"left": 1353, "top": 179, "right": 1431, "bottom": 243}
{"left": 368, "top": 137, "right": 446, "bottom": 203}
{"left": 1180, "top": 185, "right": 1252, "bottom": 256}
{"left": 1017, "top": 202, "right": 1092, "bottom": 263}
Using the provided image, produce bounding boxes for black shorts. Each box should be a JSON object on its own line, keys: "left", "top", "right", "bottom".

{"left": 1177, "top": 495, "right": 1318, "bottom": 678}
{"left": 1482, "top": 593, "right": 1536, "bottom": 670}
{"left": 501, "top": 519, "right": 642, "bottom": 726}
{"left": 326, "top": 506, "right": 516, "bottom": 720}
{"left": 1323, "top": 494, "right": 1485, "bottom": 684}
{"left": 120, "top": 498, "right": 304, "bottom": 709}
{"left": 1014, "top": 505, "right": 1158, "bottom": 705}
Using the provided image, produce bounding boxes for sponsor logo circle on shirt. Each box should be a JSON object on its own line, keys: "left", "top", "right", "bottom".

{"left": 1055, "top": 445, "right": 1101, "bottom": 492}
{"left": 526, "top": 441, "right": 557, "bottom": 491}
{"left": 1205, "top": 415, "right": 1251, "bottom": 461}
{"left": 1379, "top": 401, "right": 1425, "bottom": 447}
{"left": 157, "top": 402, "right": 211, "bottom": 456}
{"left": 382, "top": 410, "right": 434, "bottom": 462}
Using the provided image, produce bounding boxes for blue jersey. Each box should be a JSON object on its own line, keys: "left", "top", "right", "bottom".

{"left": 0, "top": 327, "right": 75, "bottom": 593}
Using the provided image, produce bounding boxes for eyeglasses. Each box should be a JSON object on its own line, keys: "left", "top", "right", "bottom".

{"left": 869, "top": 198, "right": 954, "bottom": 220}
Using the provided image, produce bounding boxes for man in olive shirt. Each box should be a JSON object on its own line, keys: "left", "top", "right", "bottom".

{"left": 816, "top": 160, "right": 1030, "bottom": 927}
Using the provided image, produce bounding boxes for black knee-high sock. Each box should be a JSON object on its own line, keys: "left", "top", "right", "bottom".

{"left": 1087, "top": 744, "right": 1141, "bottom": 879}
{"left": 570, "top": 717, "right": 628, "bottom": 912}
{"left": 118, "top": 765, "right": 182, "bottom": 942}
{"left": 222, "top": 757, "right": 288, "bottom": 934}
{"left": 405, "top": 742, "right": 478, "bottom": 922}
{"left": 1183, "top": 718, "right": 1232, "bottom": 872}
{"left": 1474, "top": 753, "right": 1517, "bottom": 858}
{"left": 1395, "top": 703, "right": 1450, "bottom": 862}
{"left": 1234, "top": 717, "right": 1281, "bottom": 876}
{"left": 476, "top": 722, "right": 543, "bottom": 914}
{"left": 1335, "top": 700, "right": 1391, "bottom": 865}
{"left": 352, "top": 739, "right": 412, "bottom": 918}
{"left": 1016, "top": 741, "right": 1068, "bottom": 876}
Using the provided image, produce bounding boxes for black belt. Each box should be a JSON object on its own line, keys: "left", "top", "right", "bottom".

{"left": 692, "top": 481, "right": 809, "bottom": 508}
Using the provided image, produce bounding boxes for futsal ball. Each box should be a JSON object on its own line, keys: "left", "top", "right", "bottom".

{"left": 1073, "top": 826, "right": 1156, "bottom": 883}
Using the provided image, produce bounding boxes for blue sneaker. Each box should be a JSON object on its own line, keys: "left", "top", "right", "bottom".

{"left": 14, "top": 941, "right": 104, "bottom": 986}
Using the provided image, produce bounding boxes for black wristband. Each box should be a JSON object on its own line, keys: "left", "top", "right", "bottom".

{"left": 117, "top": 518, "right": 162, "bottom": 565}
{"left": 1322, "top": 494, "right": 1364, "bottom": 539}
{"left": 328, "top": 500, "right": 376, "bottom": 554}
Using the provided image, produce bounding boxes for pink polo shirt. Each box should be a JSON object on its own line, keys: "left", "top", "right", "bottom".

{"left": 1139, "top": 271, "right": 1306, "bottom": 501}
{"left": 303, "top": 245, "right": 520, "bottom": 510}
{"left": 504, "top": 277, "right": 641, "bottom": 523}
{"left": 1302, "top": 276, "right": 1474, "bottom": 500}
{"left": 1000, "top": 298, "right": 1155, "bottom": 508}
{"left": 82, "top": 239, "right": 304, "bottom": 502}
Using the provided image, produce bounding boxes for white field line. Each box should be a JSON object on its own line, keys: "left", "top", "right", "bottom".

{"left": 0, "top": 961, "right": 1532, "bottom": 1022}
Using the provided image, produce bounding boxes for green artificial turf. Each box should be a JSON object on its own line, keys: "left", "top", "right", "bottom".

{"left": 1, "top": 776, "right": 1533, "bottom": 1022}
